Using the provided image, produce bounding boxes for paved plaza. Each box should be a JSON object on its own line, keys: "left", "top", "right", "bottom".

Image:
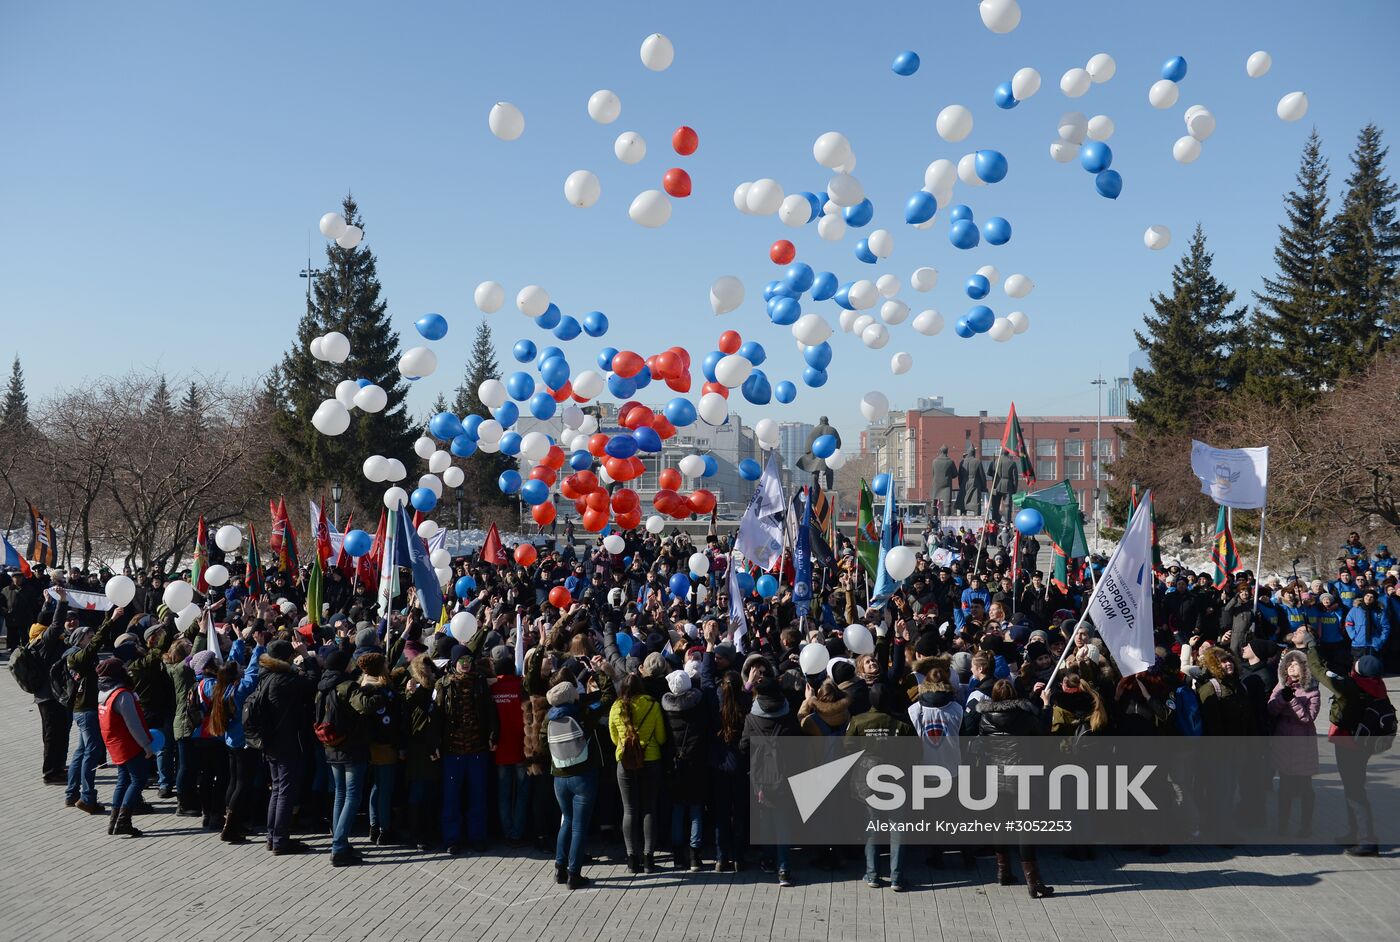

{"left": 1, "top": 671, "right": 1398, "bottom": 942}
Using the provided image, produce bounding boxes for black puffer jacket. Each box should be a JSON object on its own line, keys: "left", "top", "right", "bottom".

{"left": 974, "top": 697, "right": 1042, "bottom": 792}
{"left": 257, "top": 654, "right": 315, "bottom": 761}
{"left": 661, "top": 687, "right": 712, "bottom": 804}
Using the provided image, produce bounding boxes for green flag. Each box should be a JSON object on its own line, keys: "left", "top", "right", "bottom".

{"left": 1013, "top": 480, "right": 1086, "bottom": 585}
{"left": 306, "top": 554, "right": 323, "bottom": 628}
{"left": 1210, "top": 506, "right": 1239, "bottom": 589}
{"left": 855, "top": 479, "right": 878, "bottom": 578}
{"left": 1000, "top": 402, "right": 1036, "bottom": 484}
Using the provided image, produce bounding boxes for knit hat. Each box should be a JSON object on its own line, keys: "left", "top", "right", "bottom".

{"left": 65, "top": 624, "right": 94, "bottom": 646}
{"left": 323, "top": 647, "right": 352, "bottom": 674}
{"left": 95, "top": 657, "right": 130, "bottom": 686}
{"left": 1007, "top": 622, "right": 1031, "bottom": 644}
{"left": 950, "top": 651, "right": 973, "bottom": 676}
{"left": 713, "top": 642, "right": 737, "bottom": 663}
{"left": 914, "top": 631, "right": 940, "bottom": 658}
{"left": 490, "top": 644, "right": 514, "bottom": 675}
{"left": 546, "top": 681, "right": 578, "bottom": 706}
{"left": 354, "top": 626, "right": 379, "bottom": 651}
{"left": 357, "top": 652, "right": 388, "bottom": 678}
{"left": 1245, "top": 637, "right": 1278, "bottom": 661}
{"left": 742, "top": 653, "right": 769, "bottom": 678}
{"left": 642, "top": 651, "right": 669, "bottom": 679}
{"left": 142, "top": 622, "right": 164, "bottom": 643}
{"left": 403, "top": 639, "right": 427, "bottom": 661}
{"left": 1025, "top": 640, "right": 1049, "bottom": 663}
{"left": 267, "top": 639, "right": 294, "bottom": 662}
{"left": 667, "top": 669, "right": 692, "bottom": 695}
{"left": 448, "top": 644, "right": 470, "bottom": 667}
{"left": 191, "top": 650, "right": 217, "bottom": 675}
{"left": 1355, "top": 655, "right": 1383, "bottom": 678}
{"left": 114, "top": 632, "right": 140, "bottom": 649}
{"left": 830, "top": 660, "right": 856, "bottom": 686}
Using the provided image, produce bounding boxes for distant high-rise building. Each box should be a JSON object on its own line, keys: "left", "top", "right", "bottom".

{"left": 777, "top": 421, "right": 813, "bottom": 471}
{"left": 1107, "top": 377, "right": 1132, "bottom": 417}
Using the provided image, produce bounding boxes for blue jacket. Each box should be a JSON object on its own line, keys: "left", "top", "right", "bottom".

{"left": 1280, "top": 604, "right": 1311, "bottom": 634}
{"left": 197, "top": 643, "right": 265, "bottom": 749}
{"left": 1344, "top": 603, "right": 1390, "bottom": 653}
{"left": 1329, "top": 579, "right": 1360, "bottom": 610}
{"left": 1373, "top": 554, "right": 1396, "bottom": 574}
{"left": 955, "top": 587, "right": 990, "bottom": 629}
{"left": 1309, "top": 605, "right": 1348, "bottom": 645}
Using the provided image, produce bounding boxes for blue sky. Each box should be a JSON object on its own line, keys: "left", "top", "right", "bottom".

{"left": 2, "top": 0, "right": 1397, "bottom": 441}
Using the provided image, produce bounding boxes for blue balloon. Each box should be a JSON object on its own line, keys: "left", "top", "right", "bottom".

{"left": 954, "top": 317, "right": 975, "bottom": 339}
{"left": 520, "top": 479, "right": 549, "bottom": 506}
{"left": 665, "top": 397, "right": 697, "bottom": 427}
{"left": 493, "top": 401, "right": 519, "bottom": 428}
{"left": 950, "top": 219, "right": 980, "bottom": 249}
{"left": 633, "top": 364, "right": 653, "bottom": 389}
{"left": 756, "top": 574, "right": 778, "bottom": 598}
{"left": 582, "top": 310, "right": 609, "bottom": 337}
{"left": 410, "top": 487, "right": 438, "bottom": 512}
{"left": 537, "top": 303, "right": 561, "bottom": 330}
{"left": 355, "top": 377, "right": 372, "bottom": 388}
{"left": 569, "top": 450, "right": 592, "bottom": 471}
{"left": 738, "top": 341, "right": 767, "bottom": 365}
{"left": 552, "top": 315, "right": 581, "bottom": 341}
{"left": 803, "top": 341, "right": 833, "bottom": 370}
{"left": 499, "top": 431, "right": 522, "bottom": 456}
{"left": 454, "top": 575, "right": 475, "bottom": 598}
{"left": 149, "top": 728, "right": 166, "bottom": 754}
{"left": 983, "top": 217, "right": 1012, "bottom": 245}
{"left": 854, "top": 239, "right": 877, "bottom": 264}
{"left": 833, "top": 283, "right": 855, "bottom": 310}
{"left": 1161, "top": 55, "right": 1187, "bottom": 82}
{"left": 762, "top": 280, "right": 782, "bottom": 302}
{"left": 741, "top": 369, "right": 771, "bottom": 405}
{"left": 506, "top": 371, "right": 535, "bottom": 401}
{"left": 967, "top": 305, "right": 995, "bottom": 333}
{"left": 801, "top": 191, "right": 823, "bottom": 219}
{"left": 512, "top": 339, "right": 537, "bottom": 363}
{"left": 872, "top": 473, "right": 891, "bottom": 496}
{"left": 949, "top": 204, "right": 975, "bottom": 223}
{"left": 450, "top": 434, "right": 478, "bottom": 458}
{"left": 429, "top": 412, "right": 464, "bottom": 440}
{"left": 811, "top": 271, "right": 838, "bottom": 301}
{"left": 739, "top": 458, "right": 762, "bottom": 481}
{"left": 669, "top": 572, "right": 691, "bottom": 599}
{"left": 775, "top": 380, "right": 797, "bottom": 404}
{"left": 701, "top": 454, "right": 718, "bottom": 477}
{"left": 1095, "top": 170, "right": 1122, "bottom": 200}
{"left": 993, "top": 81, "right": 1018, "bottom": 110}
{"left": 539, "top": 357, "right": 570, "bottom": 392}
{"left": 768, "top": 296, "right": 800, "bottom": 325}
{"left": 498, "top": 470, "right": 522, "bottom": 495}
{"left": 614, "top": 632, "right": 633, "bottom": 658}
{"left": 538, "top": 346, "right": 565, "bottom": 364}
{"left": 1080, "top": 141, "right": 1112, "bottom": 174}
{"left": 701, "top": 350, "right": 723, "bottom": 383}
{"left": 891, "top": 50, "right": 920, "bottom": 75}
{"left": 597, "top": 347, "right": 619, "bottom": 371}
{"left": 461, "top": 414, "right": 484, "bottom": 440}
{"left": 966, "top": 275, "right": 991, "bottom": 300}
{"left": 607, "top": 372, "right": 637, "bottom": 399}
{"left": 803, "top": 366, "right": 829, "bottom": 388}
{"left": 812, "top": 434, "right": 837, "bottom": 459}
{"left": 844, "top": 198, "right": 874, "bottom": 228}
{"left": 975, "top": 149, "right": 1008, "bottom": 184}
{"left": 905, "top": 190, "right": 938, "bottom": 224}
{"left": 1015, "top": 507, "right": 1046, "bottom": 536}
{"left": 458, "top": 573, "right": 477, "bottom": 593}
{"left": 784, "top": 262, "right": 815, "bottom": 293}
{"left": 343, "top": 529, "right": 373, "bottom": 557}
{"left": 634, "top": 426, "right": 662, "bottom": 452}
{"left": 528, "top": 392, "right": 557, "bottom": 420}
{"left": 416, "top": 313, "right": 449, "bottom": 341}
{"left": 737, "top": 571, "right": 756, "bottom": 595}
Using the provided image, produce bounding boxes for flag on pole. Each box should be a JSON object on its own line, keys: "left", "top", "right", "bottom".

{"left": 2, "top": 535, "right": 32, "bottom": 576}
{"left": 736, "top": 452, "right": 785, "bottom": 570}
{"left": 1084, "top": 489, "right": 1156, "bottom": 676}
{"left": 309, "top": 498, "right": 333, "bottom": 568}
{"left": 246, "top": 522, "right": 265, "bottom": 599}
{"left": 514, "top": 613, "right": 527, "bottom": 677}
{"left": 807, "top": 482, "right": 835, "bottom": 566}
{"left": 305, "top": 555, "right": 323, "bottom": 628}
{"left": 394, "top": 499, "right": 443, "bottom": 622}
{"left": 1210, "top": 506, "right": 1240, "bottom": 589}
{"left": 192, "top": 515, "right": 209, "bottom": 594}
{"left": 1012, "top": 480, "right": 1087, "bottom": 587}
{"left": 358, "top": 511, "right": 385, "bottom": 592}
{"left": 204, "top": 608, "right": 223, "bottom": 665}
{"left": 727, "top": 551, "right": 748, "bottom": 651}
{"left": 270, "top": 498, "right": 300, "bottom": 582}
{"left": 378, "top": 505, "right": 400, "bottom": 611}
{"left": 26, "top": 501, "right": 56, "bottom": 567}
{"left": 869, "top": 485, "right": 901, "bottom": 609}
{"left": 480, "top": 523, "right": 509, "bottom": 567}
{"left": 855, "top": 479, "right": 878, "bottom": 578}
{"left": 1190, "top": 441, "right": 1269, "bottom": 510}
{"left": 330, "top": 513, "right": 354, "bottom": 578}
{"left": 1127, "top": 484, "right": 1163, "bottom": 571}
{"left": 793, "top": 488, "right": 813, "bottom": 619}
{"left": 1000, "top": 402, "right": 1036, "bottom": 484}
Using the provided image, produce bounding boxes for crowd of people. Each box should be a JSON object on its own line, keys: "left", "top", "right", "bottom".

{"left": 2, "top": 518, "right": 1394, "bottom": 894}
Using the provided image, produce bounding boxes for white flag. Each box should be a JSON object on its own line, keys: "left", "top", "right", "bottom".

{"left": 727, "top": 550, "right": 748, "bottom": 652}
{"left": 1085, "top": 489, "right": 1156, "bottom": 677}
{"left": 204, "top": 609, "right": 223, "bottom": 665}
{"left": 736, "top": 452, "right": 785, "bottom": 570}
{"left": 1190, "top": 440, "right": 1269, "bottom": 509}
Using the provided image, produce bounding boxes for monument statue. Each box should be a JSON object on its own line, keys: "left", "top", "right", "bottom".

{"left": 956, "top": 445, "right": 987, "bottom": 515}
{"left": 797, "top": 416, "right": 841, "bottom": 489}
{"left": 931, "top": 446, "right": 958, "bottom": 515}
{"left": 990, "top": 453, "right": 1020, "bottom": 523}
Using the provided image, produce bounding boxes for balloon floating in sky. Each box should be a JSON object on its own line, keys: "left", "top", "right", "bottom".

{"left": 891, "top": 50, "right": 920, "bottom": 76}
{"left": 1161, "top": 56, "right": 1188, "bottom": 82}
{"left": 488, "top": 102, "right": 524, "bottom": 140}
{"left": 936, "top": 105, "right": 973, "bottom": 143}
{"left": 1246, "top": 50, "right": 1272, "bottom": 78}
{"left": 979, "top": 0, "right": 1021, "bottom": 33}
{"left": 564, "top": 170, "right": 601, "bottom": 207}
{"left": 1277, "top": 92, "right": 1308, "bottom": 122}
{"left": 640, "top": 32, "right": 674, "bottom": 71}
{"left": 587, "top": 89, "right": 621, "bottom": 124}
{"left": 1144, "top": 225, "right": 1172, "bottom": 251}
{"left": 415, "top": 313, "right": 448, "bottom": 341}
{"left": 672, "top": 126, "right": 698, "bottom": 155}
{"left": 1095, "top": 169, "right": 1122, "bottom": 199}
{"left": 983, "top": 217, "right": 1010, "bottom": 247}
{"left": 628, "top": 190, "right": 671, "bottom": 227}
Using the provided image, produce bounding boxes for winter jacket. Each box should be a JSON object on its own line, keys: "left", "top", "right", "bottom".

{"left": 798, "top": 691, "right": 851, "bottom": 737}
{"left": 437, "top": 670, "right": 498, "bottom": 755}
{"left": 255, "top": 653, "right": 315, "bottom": 762}
{"left": 359, "top": 679, "right": 400, "bottom": 765}
{"left": 739, "top": 694, "right": 799, "bottom": 803}
{"left": 316, "top": 668, "right": 370, "bottom": 764}
{"left": 661, "top": 688, "right": 712, "bottom": 804}
{"left": 169, "top": 660, "right": 198, "bottom": 740}
{"left": 29, "top": 602, "right": 68, "bottom": 704}
{"left": 1344, "top": 602, "right": 1390, "bottom": 653}
{"left": 907, "top": 681, "right": 963, "bottom": 775}
{"left": 972, "top": 698, "right": 1041, "bottom": 784}
{"left": 66, "top": 616, "right": 120, "bottom": 713}
{"left": 128, "top": 627, "right": 177, "bottom": 722}
{"left": 1328, "top": 579, "right": 1360, "bottom": 611}
{"left": 1306, "top": 643, "right": 1391, "bottom": 743}
{"left": 198, "top": 644, "right": 264, "bottom": 749}
{"left": 1195, "top": 648, "right": 1257, "bottom": 737}
{"left": 400, "top": 658, "right": 440, "bottom": 781}
{"left": 956, "top": 587, "right": 990, "bottom": 629}
{"left": 609, "top": 694, "right": 666, "bottom": 763}
{"left": 1310, "top": 604, "right": 1348, "bottom": 645}
{"left": 1267, "top": 650, "right": 1320, "bottom": 777}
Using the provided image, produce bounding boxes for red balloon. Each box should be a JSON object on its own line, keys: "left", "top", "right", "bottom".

{"left": 627, "top": 456, "right": 646, "bottom": 479}
{"left": 532, "top": 502, "right": 557, "bottom": 527}
{"left": 619, "top": 402, "right": 652, "bottom": 429}
{"left": 616, "top": 509, "right": 642, "bottom": 531}
{"left": 653, "top": 351, "right": 680, "bottom": 379}
{"left": 574, "top": 469, "right": 598, "bottom": 492}
{"left": 514, "top": 544, "right": 538, "bottom": 567}
{"left": 603, "top": 455, "right": 634, "bottom": 481}
{"left": 652, "top": 488, "right": 681, "bottom": 515}
{"left": 611, "top": 488, "right": 640, "bottom": 514}
{"left": 560, "top": 475, "right": 584, "bottom": 500}
{"left": 669, "top": 346, "right": 692, "bottom": 370}
{"left": 672, "top": 126, "right": 699, "bottom": 155}
{"left": 588, "top": 433, "right": 609, "bottom": 457}
{"left": 689, "top": 488, "right": 717, "bottom": 515}
{"left": 670, "top": 496, "right": 695, "bottom": 520}
{"left": 701, "top": 381, "right": 729, "bottom": 399}
{"left": 663, "top": 167, "right": 692, "bottom": 198}
{"left": 529, "top": 465, "right": 556, "bottom": 486}
{"left": 573, "top": 496, "right": 589, "bottom": 516}
{"left": 549, "top": 381, "right": 573, "bottom": 402}
{"left": 770, "top": 240, "right": 796, "bottom": 265}
{"left": 612, "top": 350, "right": 645, "bottom": 378}
{"left": 542, "top": 445, "right": 565, "bottom": 470}
{"left": 582, "top": 508, "right": 609, "bottom": 532}
{"left": 665, "top": 373, "right": 691, "bottom": 393}
{"left": 585, "top": 489, "right": 611, "bottom": 512}
{"left": 718, "top": 330, "right": 742, "bottom": 354}
{"left": 658, "top": 468, "right": 681, "bottom": 491}
{"left": 549, "top": 586, "right": 571, "bottom": 608}
{"left": 652, "top": 415, "right": 676, "bottom": 439}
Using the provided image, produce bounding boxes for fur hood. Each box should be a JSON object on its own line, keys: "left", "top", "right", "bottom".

{"left": 258, "top": 654, "right": 292, "bottom": 673}
{"left": 1198, "top": 645, "right": 1238, "bottom": 682}
{"left": 409, "top": 654, "right": 436, "bottom": 689}
{"left": 1276, "top": 649, "right": 1314, "bottom": 690}
{"left": 976, "top": 697, "right": 1036, "bottom": 715}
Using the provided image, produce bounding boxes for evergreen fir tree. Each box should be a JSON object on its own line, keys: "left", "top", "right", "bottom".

{"left": 1128, "top": 225, "right": 1249, "bottom": 438}
{"left": 1325, "top": 123, "right": 1400, "bottom": 376}
{"left": 0, "top": 354, "right": 30, "bottom": 433}
{"left": 179, "top": 381, "right": 206, "bottom": 435}
{"left": 269, "top": 195, "right": 414, "bottom": 512}
{"left": 453, "top": 319, "right": 514, "bottom": 511}
{"left": 1245, "top": 130, "right": 1333, "bottom": 404}
{"left": 149, "top": 375, "right": 175, "bottom": 422}
{"left": 425, "top": 393, "right": 449, "bottom": 430}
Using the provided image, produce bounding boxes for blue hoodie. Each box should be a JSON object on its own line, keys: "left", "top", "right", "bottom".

{"left": 197, "top": 642, "right": 264, "bottom": 749}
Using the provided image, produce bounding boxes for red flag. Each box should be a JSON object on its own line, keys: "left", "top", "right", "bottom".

{"left": 270, "top": 497, "right": 301, "bottom": 582}
{"left": 246, "top": 522, "right": 265, "bottom": 600}
{"left": 481, "top": 523, "right": 509, "bottom": 566}
{"left": 193, "top": 515, "right": 210, "bottom": 593}
{"left": 357, "top": 511, "right": 386, "bottom": 591}
{"left": 335, "top": 513, "right": 357, "bottom": 579}
{"left": 310, "top": 498, "right": 332, "bottom": 568}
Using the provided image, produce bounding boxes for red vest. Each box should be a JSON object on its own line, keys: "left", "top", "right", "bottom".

{"left": 98, "top": 686, "right": 148, "bottom": 766}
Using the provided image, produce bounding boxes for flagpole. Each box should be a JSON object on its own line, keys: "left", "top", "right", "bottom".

{"left": 1251, "top": 503, "right": 1267, "bottom": 614}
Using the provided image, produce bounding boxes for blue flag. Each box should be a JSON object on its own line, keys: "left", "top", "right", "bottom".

{"left": 395, "top": 501, "right": 444, "bottom": 622}
{"left": 869, "top": 486, "right": 900, "bottom": 609}
{"left": 793, "top": 487, "right": 813, "bottom": 620}
{"left": 727, "top": 551, "right": 748, "bottom": 652}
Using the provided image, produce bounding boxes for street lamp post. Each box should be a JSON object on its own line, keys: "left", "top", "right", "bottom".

{"left": 331, "top": 482, "right": 343, "bottom": 529}
{"left": 1090, "top": 376, "right": 1106, "bottom": 552}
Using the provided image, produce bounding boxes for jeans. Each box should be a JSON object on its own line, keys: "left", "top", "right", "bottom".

{"left": 864, "top": 808, "right": 903, "bottom": 884}
{"left": 176, "top": 737, "right": 198, "bottom": 809}
{"left": 617, "top": 760, "right": 661, "bottom": 858}
{"left": 329, "top": 760, "right": 367, "bottom": 854}
{"left": 553, "top": 771, "right": 598, "bottom": 872}
{"left": 266, "top": 755, "right": 301, "bottom": 849}
{"left": 1336, "top": 742, "right": 1375, "bottom": 843}
{"left": 368, "top": 763, "right": 395, "bottom": 830}
{"left": 66, "top": 710, "right": 101, "bottom": 804}
{"left": 154, "top": 721, "right": 175, "bottom": 790}
{"left": 37, "top": 700, "right": 71, "bottom": 779}
{"left": 497, "top": 764, "right": 529, "bottom": 840}
{"left": 441, "top": 752, "right": 489, "bottom": 845}
{"left": 113, "top": 756, "right": 147, "bottom": 811}
{"left": 672, "top": 802, "right": 703, "bottom": 852}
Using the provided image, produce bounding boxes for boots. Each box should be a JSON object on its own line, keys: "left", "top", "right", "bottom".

{"left": 108, "top": 807, "right": 120, "bottom": 836}
{"left": 113, "top": 808, "right": 143, "bottom": 838}
{"left": 627, "top": 854, "right": 643, "bottom": 874}
{"left": 1022, "top": 860, "right": 1054, "bottom": 899}
{"left": 220, "top": 810, "right": 247, "bottom": 844}
{"left": 644, "top": 852, "right": 657, "bottom": 874}
{"left": 567, "top": 869, "right": 590, "bottom": 889}
{"left": 994, "top": 850, "right": 1016, "bottom": 885}
{"left": 674, "top": 846, "right": 690, "bottom": 871}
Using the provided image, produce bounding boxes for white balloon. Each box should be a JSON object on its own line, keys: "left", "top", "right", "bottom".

{"left": 957, "top": 153, "right": 985, "bottom": 187}
{"left": 312, "top": 399, "right": 351, "bottom": 436}
{"left": 978, "top": 0, "right": 1021, "bottom": 33}
{"left": 474, "top": 280, "right": 504, "bottom": 314}
{"left": 384, "top": 458, "right": 406, "bottom": 482}
{"left": 435, "top": 566, "right": 453, "bottom": 587}
{"left": 850, "top": 314, "right": 876, "bottom": 337}
{"left": 714, "top": 354, "right": 753, "bottom": 388}
{"left": 1058, "top": 112, "right": 1088, "bottom": 144}
{"left": 1086, "top": 53, "right": 1117, "bottom": 84}
{"left": 476, "top": 419, "right": 503, "bottom": 444}
{"left": 1004, "top": 274, "right": 1034, "bottom": 299}
{"left": 838, "top": 308, "right": 860, "bottom": 333}
{"left": 1060, "top": 68, "right": 1091, "bottom": 98}
{"left": 442, "top": 466, "right": 464, "bottom": 488}
{"left": 175, "top": 603, "right": 202, "bottom": 632}
{"left": 936, "top": 105, "right": 973, "bottom": 143}
{"left": 213, "top": 524, "right": 242, "bottom": 553}
{"left": 309, "top": 336, "right": 325, "bottom": 360}
{"left": 688, "top": 552, "right": 710, "bottom": 577}
{"left": 845, "top": 623, "right": 875, "bottom": 656}
{"left": 572, "top": 370, "right": 605, "bottom": 400}
{"left": 976, "top": 265, "right": 1001, "bottom": 285}
{"left": 1173, "top": 136, "right": 1202, "bottom": 164}
{"left": 334, "top": 379, "right": 360, "bottom": 410}
{"left": 478, "top": 378, "right": 507, "bottom": 409}
{"left": 813, "top": 131, "right": 853, "bottom": 169}
{"left": 628, "top": 189, "right": 671, "bottom": 227}
{"left": 885, "top": 545, "right": 916, "bottom": 580}
{"left": 400, "top": 346, "right": 437, "bottom": 379}
{"left": 799, "top": 642, "right": 830, "bottom": 676}
{"left": 354, "top": 384, "right": 387, "bottom": 413}
{"left": 1144, "top": 225, "right": 1172, "bottom": 251}
{"left": 825, "top": 448, "right": 847, "bottom": 471}
{"left": 586, "top": 89, "right": 621, "bottom": 124}
{"left": 1277, "top": 92, "right": 1308, "bottom": 122}
{"left": 746, "top": 178, "right": 784, "bottom": 215}
{"left": 428, "top": 449, "right": 451, "bottom": 474}
{"left": 778, "top": 193, "right": 812, "bottom": 227}
{"left": 163, "top": 580, "right": 194, "bottom": 611}
{"left": 363, "top": 455, "right": 388, "bottom": 482}
{"left": 710, "top": 275, "right": 744, "bottom": 315}
{"left": 1149, "top": 79, "right": 1180, "bottom": 109}
{"left": 476, "top": 438, "right": 500, "bottom": 454}
{"left": 488, "top": 102, "right": 525, "bottom": 140}
{"left": 516, "top": 285, "right": 550, "bottom": 318}
{"left": 383, "top": 486, "right": 409, "bottom": 511}
{"left": 732, "top": 182, "right": 753, "bottom": 214}
{"left": 418, "top": 519, "right": 440, "bottom": 540}
{"left": 520, "top": 432, "right": 550, "bottom": 461}
{"left": 880, "top": 300, "right": 910, "bottom": 325}
{"left": 603, "top": 534, "right": 626, "bottom": 555}
{"left": 335, "top": 226, "right": 363, "bottom": 249}
{"left": 561, "top": 404, "right": 585, "bottom": 429}
{"left": 861, "top": 322, "right": 890, "bottom": 349}
{"left": 1246, "top": 50, "right": 1272, "bottom": 79}
{"left": 319, "top": 212, "right": 347, "bottom": 239}
{"left": 817, "top": 214, "right": 847, "bottom": 241}
{"left": 876, "top": 274, "right": 901, "bottom": 298}
{"left": 988, "top": 317, "right": 1015, "bottom": 342}
{"left": 912, "top": 309, "right": 945, "bottom": 336}
{"left": 428, "top": 548, "right": 451, "bottom": 569}
{"left": 418, "top": 473, "right": 443, "bottom": 498}
{"left": 1087, "top": 115, "right": 1115, "bottom": 141}
{"left": 698, "top": 392, "right": 728, "bottom": 426}
{"left": 867, "top": 229, "right": 893, "bottom": 258}
{"left": 792, "top": 313, "right": 833, "bottom": 345}
{"left": 640, "top": 32, "right": 674, "bottom": 71}
{"left": 577, "top": 415, "right": 599, "bottom": 435}
{"left": 413, "top": 437, "right": 435, "bottom": 459}
{"left": 679, "top": 454, "right": 706, "bottom": 478}
{"left": 923, "top": 160, "right": 956, "bottom": 196}
{"left": 849, "top": 280, "right": 878, "bottom": 310}
{"left": 450, "top": 611, "right": 479, "bottom": 643}
{"left": 1011, "top": 68, "right": 1041, "bottom": 101}
{"left": 321, "top": 331, "right": 350, "bottom": 363}
{"left": 203, "top": 564, "right": 230, "bottom": 589}
{"left": 890, "top": 352, "right": 913, "bottom": 374}
{"left": 826, "top": 173, "right": 864, "bottom": 207}
{"left": 1049, "top": 140, "right": 1077, "bottom": 163}
{"left": 613, "top": 130, "right": 647, "bottom": 164}
{"left": 105, "top": 574, "right": 136, "bottom": 606}
{"left": 564, "top": 170, "right": 601, "bottom": 208}
{"left": 645, "top": 515, "right": 665, "bottom": 534}
{"left": 1186, "top": 109, "right": 1216, "bottom": 141}
{"left": 754, "top": 418, "right": 778, "bottom": 448}
{"left": 911, "top": 267, "right": 938, "bottom": 292}
{"left": 1007, "top": 310, "right": 1030, "bottom": 334}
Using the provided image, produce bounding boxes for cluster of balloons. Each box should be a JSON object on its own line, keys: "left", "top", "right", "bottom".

{"left": 994, "top": 67, "right": 1041, "bottom": 109}
{"left": 947, "top": 203, "right": 1010, "bottom": 250}
{"left": 1061, "top": 52, "right": 1116, "bottom": 99}
{"left": 308, "top": 330, "right": 349, "bottom": 364}
{"left": 1076, "top": 140, "right": 1122, "bottom": 200}
{"left": 317, "top": 211, "right": 363, "bottom": 249}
